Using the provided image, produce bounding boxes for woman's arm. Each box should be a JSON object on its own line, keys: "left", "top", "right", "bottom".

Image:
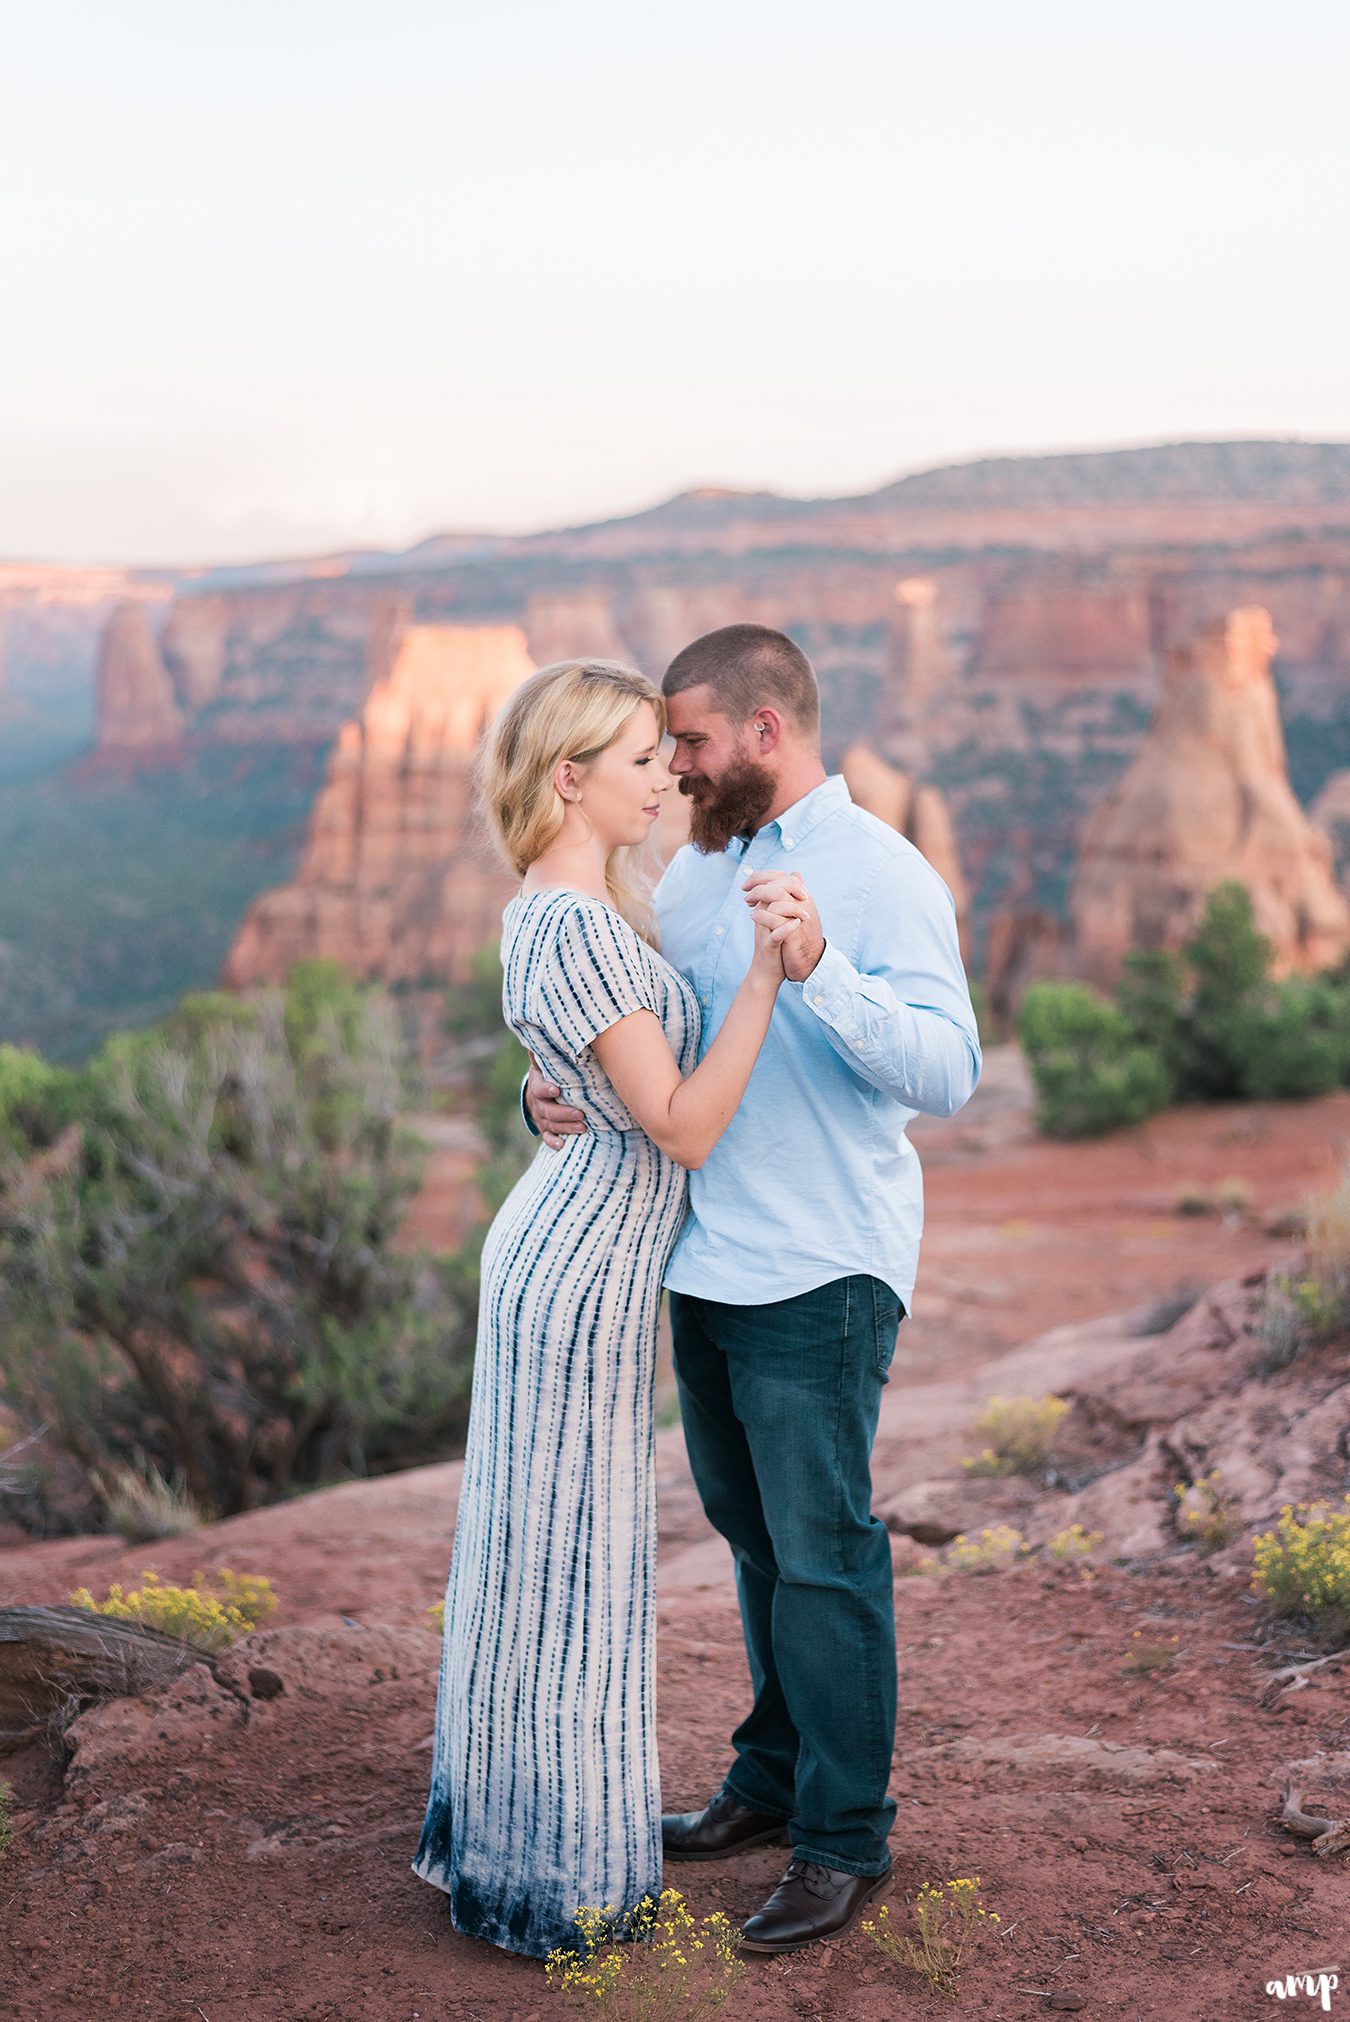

{"left": 591, "top": 919, "right": 783, "bottom": 1170}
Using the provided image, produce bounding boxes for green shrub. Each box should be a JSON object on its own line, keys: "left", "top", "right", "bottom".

{"left": 0, "top": 971, "right": 478, "bottom": 1531}
{"left": 1018, "top": 983, "right": 1172, "bottom": 1138}
{"left": 1114, "top": 949, "right": 1185, "bottom": 1061}
{"left": 1224, "top": 978, "right": 1347, "bottom": 1100}
{"left": 1021, "top": 883, "right": 1350, "bottom": 1138}
{"left": 0, "top": 1045, "right": 78, "bottom": 1153}
{"left": 444, "top": 943, "right": 510, "bottom": 1043}
{"left": 1177, "top": 882, "right": 1275, "bottom": 1098}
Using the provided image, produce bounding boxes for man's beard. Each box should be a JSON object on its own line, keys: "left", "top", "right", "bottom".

{"left": 681, "top": 756, "right": 778, "bottom": 855}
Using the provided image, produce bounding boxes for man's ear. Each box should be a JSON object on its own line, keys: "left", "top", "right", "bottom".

{"left": 750, "top": 707, "right": 785, "bottom": 754}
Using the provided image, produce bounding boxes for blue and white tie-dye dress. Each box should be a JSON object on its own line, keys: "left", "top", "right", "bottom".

{"left": 414, "top": 888, "right": 701, "bottom": 1958}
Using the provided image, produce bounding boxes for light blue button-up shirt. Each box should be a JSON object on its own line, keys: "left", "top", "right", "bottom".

{"left": 656, "top": 775, "right": 981, "bottom": 1312}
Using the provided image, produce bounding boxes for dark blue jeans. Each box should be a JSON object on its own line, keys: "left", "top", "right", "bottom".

{"left": 669, "top": 1274, "right": 903, "bottom": 1877}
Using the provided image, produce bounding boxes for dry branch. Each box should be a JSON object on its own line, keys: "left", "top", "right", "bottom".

{"left": 1279, "top": 1778, "right": 1350, "bottom": 1858}
{"left": 1262, "top": 1646, "right": 1350, "bottom": 1707}
{"left": 0, "top": 1603, "right": 210, "bottom": 1751}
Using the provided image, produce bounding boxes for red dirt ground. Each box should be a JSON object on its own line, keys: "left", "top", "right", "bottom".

{"left": 3, "top": 1058, "right": 1348, "bottom": 2020}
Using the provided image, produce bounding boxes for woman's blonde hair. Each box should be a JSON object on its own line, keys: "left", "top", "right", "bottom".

{"left": 478, "top": 659, "right": 665, "bottom": 940}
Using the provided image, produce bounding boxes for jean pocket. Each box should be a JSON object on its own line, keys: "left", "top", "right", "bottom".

{"left": 872, "top": 1280, "right": 904, "bottom": 1383}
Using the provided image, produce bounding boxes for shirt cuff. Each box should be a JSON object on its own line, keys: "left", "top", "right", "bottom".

{"left": 792, "top": 939, "right": 855, "bottom": 1026}
{"left": 520, "top": 1075, "right": 541, "bottom": 1138}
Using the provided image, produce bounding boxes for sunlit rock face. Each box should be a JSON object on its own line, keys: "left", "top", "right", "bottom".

{"left": 840, "top": 744, "right": 970, "bottom": 949}
{"left": 222, "top": 621, "right": 535, "bottom": 989}
{"left": 1069, "top": 607, "right": 1350, "bottom": 986}
{"left": 94, "top": 604, "right": 184, "bottom": 751}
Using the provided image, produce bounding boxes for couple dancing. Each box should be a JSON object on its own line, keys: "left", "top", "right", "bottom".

{"left": 412, "top": 625, "right": 981, "bottom": 1960}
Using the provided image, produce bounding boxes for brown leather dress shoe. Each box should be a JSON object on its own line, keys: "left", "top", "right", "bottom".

{"left": 740, "top": 1857, "right": 892, "bottom": 1952}
{"left": 661, "top": 1789, "right": 791, "bottom": 1862}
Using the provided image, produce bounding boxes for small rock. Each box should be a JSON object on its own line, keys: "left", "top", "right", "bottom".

{"left": 249, "top": 1666, "right": 285, "bottom": 1700}
{"left": 1049, "top": 1997, "right": 1088, "bottom": 2013}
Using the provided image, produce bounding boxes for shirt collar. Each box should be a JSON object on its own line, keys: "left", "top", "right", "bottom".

{"left": 754, "top": 774, "right": 851, "bottom": 852}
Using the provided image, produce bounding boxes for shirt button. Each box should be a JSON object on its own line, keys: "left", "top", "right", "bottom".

{"left": 715, "top": 925, "right": 725, "bottom": 936}
{"left": 813, "top": 994, "right": 824, "bottom": 1005}
{"left": 782, "top": 836, "right": 795, "bottom": 848}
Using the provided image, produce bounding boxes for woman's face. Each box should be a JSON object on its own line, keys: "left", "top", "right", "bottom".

{"left": 565, "top": 700, "right": 672, "bottom": 849}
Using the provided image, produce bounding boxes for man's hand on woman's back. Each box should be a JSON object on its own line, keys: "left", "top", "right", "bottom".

{"left": 525, "top": 1057, "right": 588, "bottom": 1150}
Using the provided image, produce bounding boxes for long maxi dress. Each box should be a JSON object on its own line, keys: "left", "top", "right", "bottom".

{"left": 414, "top": 888, "right": 701, "bottom": 1959}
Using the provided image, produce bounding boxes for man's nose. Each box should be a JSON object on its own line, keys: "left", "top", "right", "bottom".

{"left": 668, "top": 747, "right": 692, "bottom": 775}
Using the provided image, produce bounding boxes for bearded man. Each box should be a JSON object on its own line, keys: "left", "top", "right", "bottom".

{"left": 526, "top": 623, "right": 980, "bottom": 1952}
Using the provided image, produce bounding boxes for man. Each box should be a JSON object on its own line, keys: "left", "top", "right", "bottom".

{"left": 525, "top": 624, "right": 980, "bottom": 1952}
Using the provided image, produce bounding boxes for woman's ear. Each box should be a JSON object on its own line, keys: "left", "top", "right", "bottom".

{"left": 554, "top": 758, "right": 583, "bottom": 804}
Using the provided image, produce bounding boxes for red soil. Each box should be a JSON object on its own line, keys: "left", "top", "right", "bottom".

{"left": 2, "top": 1059, "right": 1347, "bottom": 2019}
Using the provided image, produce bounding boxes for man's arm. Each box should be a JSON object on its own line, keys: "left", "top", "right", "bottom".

{"left": 743, "top": 858, "right": 981, "bottom": 1118}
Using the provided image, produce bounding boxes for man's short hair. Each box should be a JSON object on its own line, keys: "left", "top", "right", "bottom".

{"left": 662, "top": 624, "right": 820, "bottom": 739}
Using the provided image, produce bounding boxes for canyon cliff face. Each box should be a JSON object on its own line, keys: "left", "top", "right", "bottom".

{"left": 221, "top": 623, "right": 534, "bottom": 991}
{"left": 12, "top": 444, "right": 1350, "bottom": 1024}
{"left": 1068, "top": 608, "right": 1350, "bottom": 986}
{"left": 840, "top": 745, "right": 970, "bottom": 947}
{"left": 523, "top": 592, "right": 635, "bottom": 669}
{"left": 1311, "top": 770, "right": 1350, "bottom": 886}
{"left": 93, "top": 603, "right": 184, "bottom": 752}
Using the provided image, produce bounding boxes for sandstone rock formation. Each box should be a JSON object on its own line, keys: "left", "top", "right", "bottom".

{"left": 840, "top": 744, "right": 970, "bottom": 943}
{"left": 222, "top": 622, "right": 534, "bottom": 990}
{"left": 1069, "top": 607, "right": 1350, "bottom": 986}
{"left": 1311, "top": 770, "right": 1350, "bottom": 886}
{"left": 875, "top": 577, "right": 955, "bottom": 770}
{"left": 93, "top": 603, "right": 184, "bottom": 751}
{"left": 524, "top": 591, "right": 634, "bottom": 668}
{"left": 160, "top": 594, "right": 229, "bottom": 708}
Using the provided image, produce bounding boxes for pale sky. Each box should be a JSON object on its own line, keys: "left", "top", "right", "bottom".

{"left": 2, "top": 0, "right": 1347, "bottom": 565}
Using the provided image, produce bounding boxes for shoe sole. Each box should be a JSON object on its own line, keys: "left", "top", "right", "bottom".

{"left": 663, "top": 1826, "right": 792, "bottom": 1863}
{"left": 738, "top": 1866, "right": 892, "bottom": 1953}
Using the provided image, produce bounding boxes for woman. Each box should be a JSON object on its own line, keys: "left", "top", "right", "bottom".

{"left": 413, "top": 659, "right": 785, "bottom": 1958}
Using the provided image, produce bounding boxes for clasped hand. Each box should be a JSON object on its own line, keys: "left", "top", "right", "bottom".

{"left": 741, "top": 871, "right": 825, "bottom": 983}
{"left": 525, "top": 879, "right": 822, "bottom": 1147}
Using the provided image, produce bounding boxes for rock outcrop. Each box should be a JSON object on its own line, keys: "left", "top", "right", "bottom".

{"left": 222, "top": 622, "right": 534, "bottom": 990}
{"left": 93, "top": 603, "right": 184, "bottom": 751}
{"left": 524, "top": 591, "right": 634, "bottom": 669}
{"left": 160, "top": 595, "right": 229, "bottom": 708}
{"left": 840, "top": 744, "right": 970, "bottom": 943}
{"left": 1069, "top": 607, "right": 1350, "bottom": 985}
{"left": 875, "top": 577, "right": 956, "bottom": 769}
{"left": 1311, "top": 770, "right": 1350, "bottom": 886}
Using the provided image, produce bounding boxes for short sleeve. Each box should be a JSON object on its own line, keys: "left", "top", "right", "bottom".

{"left": 531, "top": 899, "right": 655, "bottom": 1062}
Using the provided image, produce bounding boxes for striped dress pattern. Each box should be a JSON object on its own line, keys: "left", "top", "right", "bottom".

{"left": 413, "top": 889, "right": 701, "bottom": 1958}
